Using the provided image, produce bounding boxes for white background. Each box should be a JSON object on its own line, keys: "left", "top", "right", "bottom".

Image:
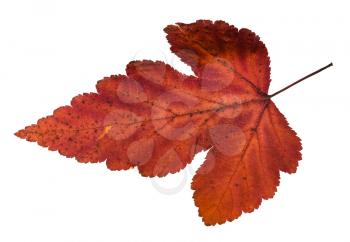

{"left": 0, "top": 0, "right": 349, "bottom": 241}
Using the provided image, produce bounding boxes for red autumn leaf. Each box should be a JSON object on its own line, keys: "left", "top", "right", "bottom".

{"left": 15, "top": 20, "right": 330, "bottom": 225}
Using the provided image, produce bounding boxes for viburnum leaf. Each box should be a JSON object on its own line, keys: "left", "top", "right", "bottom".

{"left": 16, "top": 20, "right": 332, "bottom": 225}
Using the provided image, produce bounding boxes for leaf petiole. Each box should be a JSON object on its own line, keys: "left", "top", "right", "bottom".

{"left": 268, "top": 62, "right": 333, "bottom": 98}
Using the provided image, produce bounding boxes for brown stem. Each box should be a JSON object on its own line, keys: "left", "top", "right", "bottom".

{"left": 268, "top": 62, "right": 333, "bottom": 98}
